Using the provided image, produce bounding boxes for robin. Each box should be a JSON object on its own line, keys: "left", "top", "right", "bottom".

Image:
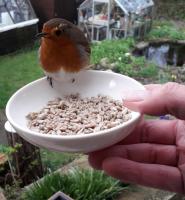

{"left": 36, "top": 18, "right": 91, "bottom": 86}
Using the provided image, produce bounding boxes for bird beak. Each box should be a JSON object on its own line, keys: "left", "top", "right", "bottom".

{"left": 35, "top": 32, "right": 48, "bottom": 38}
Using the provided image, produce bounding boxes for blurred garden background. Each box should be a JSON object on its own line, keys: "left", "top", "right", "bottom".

{"left": 0, "top": 0, "right": 185, "bottom": 199}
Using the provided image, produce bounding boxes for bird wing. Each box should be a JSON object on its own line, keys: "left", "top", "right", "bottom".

{"left": 68, "top": 26, "right": 91, "bottom": 56}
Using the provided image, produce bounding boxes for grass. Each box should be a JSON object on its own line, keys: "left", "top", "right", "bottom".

{"left": 0, "top": 48, "right": 43, "bottom": 109}
{"left": 22, "top": 168, "right": 127, "bottom": 200}
{"left": 41, "top": 149, "right": 78, "bottom": 172}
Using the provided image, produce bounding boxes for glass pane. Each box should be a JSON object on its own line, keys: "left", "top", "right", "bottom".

{"left": 0, "top": 0, "right": 36, "bottom": 26}
{"left": 116, "top": 0, "right": 153, "bottom": 13}
{"left": 80, "top": 0, "right": 92, "bottom": 10}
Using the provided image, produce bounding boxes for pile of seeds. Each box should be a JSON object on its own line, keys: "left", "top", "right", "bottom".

{"left": 26, "top": 94, "right": 132, "bottom": 135}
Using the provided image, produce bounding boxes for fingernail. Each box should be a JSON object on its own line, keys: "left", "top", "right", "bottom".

{"left": 122, "top": 89, "right": 150, "bottom": 102}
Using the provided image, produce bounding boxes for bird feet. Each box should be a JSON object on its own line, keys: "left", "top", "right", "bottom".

{"left": 47, "top": 76, "right": 75, "bottom": 86}
{"left": 47, "top": 76, "right": 53, "bottom": 88}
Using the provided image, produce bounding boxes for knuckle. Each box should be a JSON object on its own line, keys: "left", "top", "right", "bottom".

{"left": 163, "top": 83, "right": 178, "bottom": 113}
{"left": 162, "top": 82, "right": 181, "bottom": 95}
{"left": 149, "top": 145, "right": 157, "bottom": 163}
{"left": 176, "top": 120, "right": 185, "bottom": 139}
{"left": 141, "top": 121, "right": 154, "bottom": 142}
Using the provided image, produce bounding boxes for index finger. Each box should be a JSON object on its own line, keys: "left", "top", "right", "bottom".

{"left": 123, "top": 82, "right": 185, "bottom": 120}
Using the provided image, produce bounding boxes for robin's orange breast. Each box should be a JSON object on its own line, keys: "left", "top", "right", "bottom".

{"left": 40, "top": 36, "right": 85, "bottom": 73}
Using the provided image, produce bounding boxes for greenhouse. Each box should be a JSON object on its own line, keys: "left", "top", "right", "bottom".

{"left": 78, "top": 0, "right": 154, "bottom": 41}
{"left": 0, "top": 0, "right": 38, "bottom": 54}
{"left": 0, "top": 0, "right": 37, "bottom": 29}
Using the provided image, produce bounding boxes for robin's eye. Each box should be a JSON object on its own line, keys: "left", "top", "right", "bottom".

{"left": 55, "top": 29, "right": 62, "bottom": 36}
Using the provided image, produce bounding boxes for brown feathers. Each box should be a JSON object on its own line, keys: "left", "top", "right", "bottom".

{"left": 39, "top": 18, "right": 90, "bottom": 73}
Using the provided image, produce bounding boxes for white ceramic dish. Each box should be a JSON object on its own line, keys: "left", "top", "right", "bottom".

{"left": 6, "top": 70, "right": 144, "bottom": 153}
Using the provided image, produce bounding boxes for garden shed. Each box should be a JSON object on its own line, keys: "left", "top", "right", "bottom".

{"left": 78, "top": 0, "right": 154, "bottom": 41}
{"left": 0, "top": 0, "right": 38, "bottom": 55}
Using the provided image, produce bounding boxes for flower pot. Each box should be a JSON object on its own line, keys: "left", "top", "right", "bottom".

{"left": 48, "top": 191, "right": 74, "bottom": 200}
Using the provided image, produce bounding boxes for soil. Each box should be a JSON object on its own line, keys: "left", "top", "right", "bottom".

{"left": 0, "top": 110, "right": 8, "bottom": 145}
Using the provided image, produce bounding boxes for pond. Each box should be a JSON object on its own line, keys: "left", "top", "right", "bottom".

{"left": 133, "top": 41, "right": 185, "bottom": 68}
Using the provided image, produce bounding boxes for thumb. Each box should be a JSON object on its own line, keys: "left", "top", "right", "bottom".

{"left": 122, "top": 82, "right": 185, "bottom": 120}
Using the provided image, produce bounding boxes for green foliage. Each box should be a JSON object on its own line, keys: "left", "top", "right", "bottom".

{"left": 91, "top": 38, "right": 135, "bottom": 64}
{"left": 41, "top": 149, "right": 78, "bottom": 172}
{"left": 0, "top": 145, "right": 16, "bottom": 155}
{"left": 116, "top": 56, "right": 158, "bottom": 78}
{"left": 0, "top": 143, "right": 22, "bottom": 161}
{"left": 23, "top": 169, "right": 127, "bottom": 200}
{"left": 147, "top": 21, "right": 185, "bottom": 40}
{"left": 0, "top": 144, "right": 23, "bottom": 187}
{"left": 91, "top": 38, "right": 158, "bottom": 78}
{"left": 90, "top": 20, "right": 185, "bottom": 79}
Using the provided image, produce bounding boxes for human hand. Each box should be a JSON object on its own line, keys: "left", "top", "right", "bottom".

{"left": 88, "top": 82, "right": 185, "bottom": 194}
